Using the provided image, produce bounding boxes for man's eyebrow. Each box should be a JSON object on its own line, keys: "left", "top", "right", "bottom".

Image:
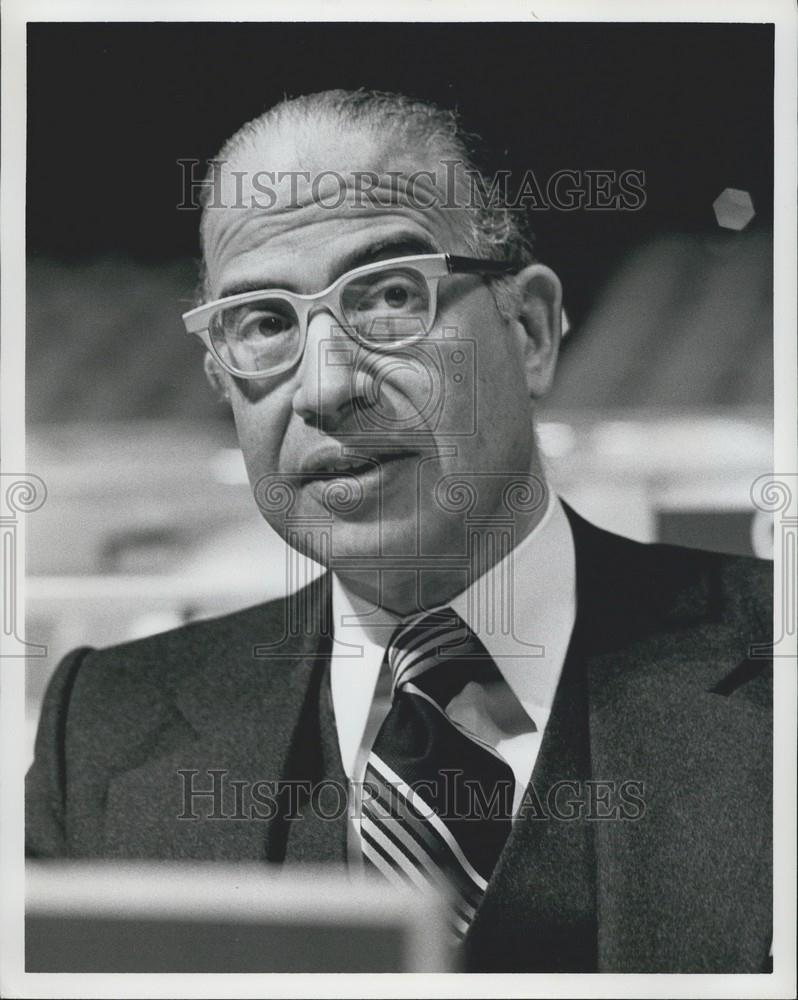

{"left": 339, "top": 234, "right": 439, "bottom": 274}
{"left": 217, "top": 234, "right": 439, "bottom": 299}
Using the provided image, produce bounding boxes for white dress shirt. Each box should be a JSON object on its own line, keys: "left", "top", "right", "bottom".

{"left": 330, "top": 493, "right": 577, "bottom": 863}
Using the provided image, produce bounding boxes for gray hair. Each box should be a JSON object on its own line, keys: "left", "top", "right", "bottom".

{"left": 198, "top": 88, "right": 536, "bottom": 315}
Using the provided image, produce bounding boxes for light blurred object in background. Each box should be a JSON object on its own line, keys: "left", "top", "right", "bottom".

{"left": 712, "top": 187, "right": 756, "bottom": 231}
{"left": 545, "top": 227, "right": 771, "bottom": 411}
{"left": 26, "top": 862, "right": 454, "bottom": 972}
{"left": 26, "top": 256, "right": 210, "bottom": 422}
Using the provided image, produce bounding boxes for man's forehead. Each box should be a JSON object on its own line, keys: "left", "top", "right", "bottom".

{"left": 202, "top": 119, "right": 470, "bottom": 295}
{"left": 230, "top": 118, "right": 415, "bottom": 180}
{"left": 212, "top": 119, "right": 455, "bottom": 210}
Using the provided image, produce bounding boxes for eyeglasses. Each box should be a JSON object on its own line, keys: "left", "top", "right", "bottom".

{"left": 182, "top": 253, "right": 515, "bottom": 379}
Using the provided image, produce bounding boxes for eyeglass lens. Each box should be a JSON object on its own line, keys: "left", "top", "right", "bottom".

{"left": 209, "top": 265, "right": 434, "bottom": 374}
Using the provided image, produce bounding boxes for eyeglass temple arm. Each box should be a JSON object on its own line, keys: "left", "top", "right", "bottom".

{"left": 445, "top": 255, "right": 517, "bottom": 276}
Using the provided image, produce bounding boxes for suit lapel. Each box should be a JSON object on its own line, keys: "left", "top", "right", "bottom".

{"left": 281, "top": 661, "right": 349, "bottom": 866}
{"left": 569, "top": 504, "right": 772, "bottom": 972}
{"left": 103, "top": 577, "right": 336, "bottom": 862}
{"left": 464, "top": 626, "right": 597, "bottom": 972}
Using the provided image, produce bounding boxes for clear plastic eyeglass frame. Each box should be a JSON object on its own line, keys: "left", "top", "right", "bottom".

{"left": 182, "top": 252, "right": 516, "bottom": 379}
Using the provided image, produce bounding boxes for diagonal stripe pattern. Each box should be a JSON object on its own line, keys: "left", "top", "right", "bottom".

{"left": 360, "top": 606, "right": 515, "bottom": 939}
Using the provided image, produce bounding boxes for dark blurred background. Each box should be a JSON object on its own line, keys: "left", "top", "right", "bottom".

{"left": 27, "top": 21, "right": 773, "bottom": 420}
{"left": 24, "top": 22, "right": 774, "bottom": 750}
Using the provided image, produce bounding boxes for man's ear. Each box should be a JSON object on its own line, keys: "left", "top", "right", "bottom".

{"left": 203, "top": 351, "right": 231, "bottom": 403}
{"left": 509, "top": 263, "right": 563, "bottom": 400}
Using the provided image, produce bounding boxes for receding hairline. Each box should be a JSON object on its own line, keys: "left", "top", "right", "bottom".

{"left": 215, "top": 89, "right": 471, "bottom": 163}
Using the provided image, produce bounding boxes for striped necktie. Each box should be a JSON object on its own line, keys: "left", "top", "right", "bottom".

{"left": 360, "top": 606, "right": 515, "bottom": 939}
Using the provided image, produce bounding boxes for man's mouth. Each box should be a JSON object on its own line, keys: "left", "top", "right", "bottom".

{"left": 297, "top": 449, "right": 418, "bottom": 484}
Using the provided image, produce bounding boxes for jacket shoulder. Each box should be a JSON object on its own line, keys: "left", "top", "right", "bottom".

{"left": 42, "top": 580, "right": 327, "bottom": 755}
{"left": 568, "top": 504, "right": 771, "bottom": 627}
{"left": 26, "top": 582, "right": 327, "bottom": 857}
{"left": 78, "top": 583, "right": 319, "bottom": 688}
{"left": 566, "top": 506, "right": 773, "bottom": 702}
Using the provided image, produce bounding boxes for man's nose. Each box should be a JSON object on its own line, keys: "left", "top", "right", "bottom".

{"left": 291, "top": 308, "right": 366, "bottom": 431}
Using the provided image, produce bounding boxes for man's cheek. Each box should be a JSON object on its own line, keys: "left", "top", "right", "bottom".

{"left": 231, "top": 392, "right": 283, "bottom": 454}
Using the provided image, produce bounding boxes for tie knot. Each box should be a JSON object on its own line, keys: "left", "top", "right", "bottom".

{"left": 387, "top": 606, "right": 498, "bottom": 702}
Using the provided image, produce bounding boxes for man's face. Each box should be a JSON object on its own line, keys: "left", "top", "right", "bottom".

{"left": 203, "top": 122, "right": 552, "bottom": 581}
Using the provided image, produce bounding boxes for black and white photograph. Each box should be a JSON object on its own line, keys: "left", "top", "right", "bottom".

{"left": 1, "top": 1, "right": 796, "bottom": 995}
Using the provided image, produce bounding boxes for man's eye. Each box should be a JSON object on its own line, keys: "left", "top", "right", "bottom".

{"left": 341, "top": 269, "right": 428, "bottom": 320}
{"left": 361, "top": 278, "right": 423, "bottom": 312}
{"left": 257, "top": 313, "right": 291, "bottom": 335}
{"left": 383, "top": 284, "right": 410, "bottom": 309}
{"left": 238, "top": 310, "right": 293, "bottom": 338}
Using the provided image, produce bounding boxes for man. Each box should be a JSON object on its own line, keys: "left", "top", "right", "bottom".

{"left": 26, "top": 90, "right": 772, "bottom": 973}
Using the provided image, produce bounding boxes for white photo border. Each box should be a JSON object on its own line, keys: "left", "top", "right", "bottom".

{"left": 2, "top": 2, "right": 795, "bottom": 998}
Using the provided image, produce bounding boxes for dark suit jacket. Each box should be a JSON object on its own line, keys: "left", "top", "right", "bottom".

{"left": 26, "top": 506, "right": 773, "bottom": 973}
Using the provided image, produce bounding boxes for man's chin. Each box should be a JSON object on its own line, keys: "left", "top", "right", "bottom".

{"left": 283, "top": 513, "right": 464, "bottom": 567}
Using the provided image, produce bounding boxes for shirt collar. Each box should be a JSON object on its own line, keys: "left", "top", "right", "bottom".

{"left": 449, "top": 491, "right": 576, "bottom": 717}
